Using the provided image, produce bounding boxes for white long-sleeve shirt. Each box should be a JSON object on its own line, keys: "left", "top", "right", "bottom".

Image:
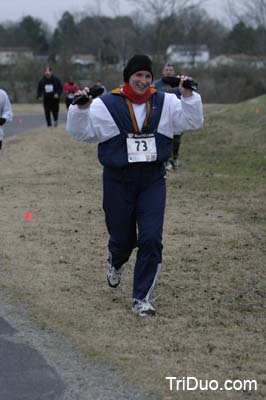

{"left": 66, "top": 91, "right": 203, "bottom": 144}
{"left": 0, "top": 89, "right": 13, "bottom": 140}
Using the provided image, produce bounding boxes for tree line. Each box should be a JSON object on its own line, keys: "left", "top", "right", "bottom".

{"left": 0, "top": 0, "right": 266, "bottom": 103}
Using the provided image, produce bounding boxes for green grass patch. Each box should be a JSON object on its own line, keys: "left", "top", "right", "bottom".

{"left": 178, "top": 95, "right": 266, "bottom": 192}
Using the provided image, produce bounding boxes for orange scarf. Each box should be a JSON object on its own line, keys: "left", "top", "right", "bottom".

{"left": 122, "top": 83, "right": 152, "bottom": 104}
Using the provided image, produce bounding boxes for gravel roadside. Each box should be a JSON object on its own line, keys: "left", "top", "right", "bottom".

{"left": 0, "top": 292, "right": 159, "bottom": 400}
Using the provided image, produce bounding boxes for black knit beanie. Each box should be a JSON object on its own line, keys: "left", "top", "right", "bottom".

{"left": 123, "top": 55, "right": 153, "bottom": 82}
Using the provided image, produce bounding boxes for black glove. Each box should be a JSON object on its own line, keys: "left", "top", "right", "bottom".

{"left": 0, "top": 117, "right": 6, "bottom": 126}
{"left": 72, "top": 85, "right": 105, "bottom": 105}
{"left": 162, "top": 76, "right": 198, "bottom": 91}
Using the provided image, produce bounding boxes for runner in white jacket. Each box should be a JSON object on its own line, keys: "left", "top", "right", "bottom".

{"left": 66, "top": 54, "right": 203, "bottom": 316}
{"left": 0, "top": 88, "right": 13, "bottom": 150}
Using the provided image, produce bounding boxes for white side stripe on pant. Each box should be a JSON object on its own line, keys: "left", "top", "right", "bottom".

{"left": 144, "top": 263, "right": 161, "bottom": 302}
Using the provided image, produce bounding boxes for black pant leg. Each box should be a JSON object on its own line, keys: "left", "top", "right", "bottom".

{"left": 65, "top": 98, "right": 72, "bottom": 109}
{"left": 173, "top": 134, "right": 182, "bottom": 159}
{"left": 43, "top": 100, "right": 52, "bottom": 126}
{"left": 51, "top": 98, "right": 60, "bottom": 123}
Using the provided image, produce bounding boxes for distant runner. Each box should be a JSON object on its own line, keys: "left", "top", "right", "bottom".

{"left": 63, "top": 78, "right": 79, "bottom": 110}
{"left": 37, "top": 66, "right": 63, "bottom": 128}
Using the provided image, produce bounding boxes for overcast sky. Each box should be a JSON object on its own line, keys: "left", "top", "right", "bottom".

{"left": 0, "top": 0, "right": 232, "bottom": 28}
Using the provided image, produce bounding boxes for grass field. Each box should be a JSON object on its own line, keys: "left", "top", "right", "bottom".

{"left": 0, "top": 96, "right": 266, "bottom": 399}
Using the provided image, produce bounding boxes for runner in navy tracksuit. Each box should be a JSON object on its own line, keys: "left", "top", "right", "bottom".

{"left": 37, "top": 66, "right": 63, "bottom": 127}
{"left": 66, "top": 55, "right": 204, "bottom": 316}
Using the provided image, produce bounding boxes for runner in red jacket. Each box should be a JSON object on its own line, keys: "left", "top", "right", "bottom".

{"left": 63, "top": 79, "right": 79, "bottom": 110}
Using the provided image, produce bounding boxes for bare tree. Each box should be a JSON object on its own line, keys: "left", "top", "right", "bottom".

{"left": 107, "top": 0, "right": 121, "bottom": 17}
{"left": 127, "top": 0, "right": 205, "bottom": 20}
{"left": 126, "top": 0, "right": 206, "bottom": 70}
{"left": 227, "top": 0, "right": 266, "bottom": 27}
{"left": 81, "top": 0, "right": 104, "bottom": 17}
{"left": 226, "top": 0, "right": 266, "bottom": 56}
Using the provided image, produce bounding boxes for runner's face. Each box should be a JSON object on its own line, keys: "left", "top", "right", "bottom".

{"left": 163, "top": 66, "right": 174, "bottom": 77}
{"left": 44, "top": 68, "right": 52, "bottom": 78}
{"left": 129, "top": 71, "right": 152, "bottom": 94}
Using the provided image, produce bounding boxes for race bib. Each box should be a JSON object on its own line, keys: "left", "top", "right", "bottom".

{"left": 126, "top": 134, "right": 157, "bottom": 163}
{"left": 44, "top": 84, "right": 54, "bottom": 93}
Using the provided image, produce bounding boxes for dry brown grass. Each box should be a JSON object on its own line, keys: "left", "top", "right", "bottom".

{"left": 0, "top": 100, "right": 266, "bottom": 399}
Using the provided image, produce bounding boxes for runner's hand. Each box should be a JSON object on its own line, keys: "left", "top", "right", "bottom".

{"left": 178, "top": 75, "right": 193, "bottom": 97}
{"left": 74, "top": 87, "right": 93, "bottom": 109}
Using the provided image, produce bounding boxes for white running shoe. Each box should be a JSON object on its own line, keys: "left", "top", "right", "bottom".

{"left": 165, "top": 160, "right": 173, "bottom": 171}
{"left": 132, "top": 299, "right": 156, "bottom": 316}
{"left": 107, "top": 265, "right": 123, "bottom": 288}
{"left": 173, "top": 158, "right": 180, "bottom": 169}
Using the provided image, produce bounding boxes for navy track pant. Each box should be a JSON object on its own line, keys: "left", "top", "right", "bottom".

{"left": 103, "top": 163, "right": 166, "bottom": 300}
